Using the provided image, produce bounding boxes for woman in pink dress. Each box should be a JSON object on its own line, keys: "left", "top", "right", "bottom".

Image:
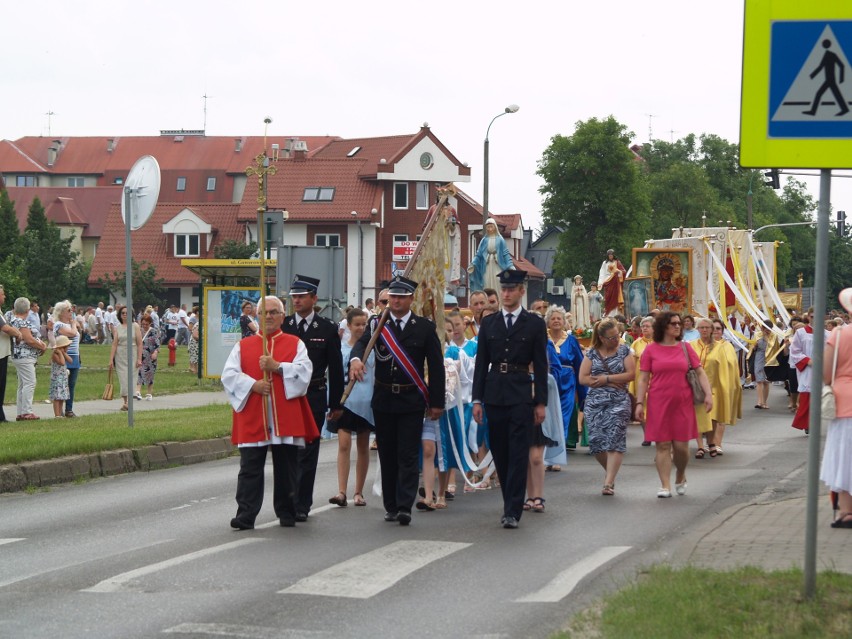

{"left": 634, "top": 312, "right": 713, "bottom": 498}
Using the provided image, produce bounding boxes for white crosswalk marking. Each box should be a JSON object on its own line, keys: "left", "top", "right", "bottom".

{"left": 514, "top": 546, "right": 632, "bottom": 602}
{"left": 0, "top": 538, "right": 26, "bottom": 546}
{"left": 163, "top": 623, "right": 333, "bottom": 637}
{"left": 280, "top": 540, "right": 471, "bottom": 599}
{"left": 82, "top": 538, "right": 264, "bottom": 593}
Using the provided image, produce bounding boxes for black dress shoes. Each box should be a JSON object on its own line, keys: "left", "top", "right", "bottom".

{"left": 279, "top": 516, "right": 296, "bottom": 528}
{"left": 384, "top": 511, "right": 399, "bottom": 522}
{"left": 397, "top": 511, "right": 412, "bottom": 526}
{"left": 294, "top": 511, "right": 308, "bottom": 522}
{"left": 502, "top": 516, "right": 519, "bottom": 529}
{"left": 230, "top": 518, "right": 254, "bottom": 531}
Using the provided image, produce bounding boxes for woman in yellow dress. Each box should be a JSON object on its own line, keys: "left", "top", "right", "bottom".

{"left": 689, "top": 318, "right": 718, "bottom": 458}
{"left": 708, "top": 318, "right": 742, "bottom": 455}
{"left": 631, "top": 316, "right": 654, "bottom": 446}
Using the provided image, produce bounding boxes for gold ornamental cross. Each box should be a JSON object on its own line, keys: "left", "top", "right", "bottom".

{"left": 246, "top": 152, "right": 277, "bottom": 212}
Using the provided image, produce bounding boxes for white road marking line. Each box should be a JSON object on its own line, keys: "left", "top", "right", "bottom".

{"left": 280, "top": 540, "right": 470, "bottom": 599}
{"left": 514, "top": 546, "right": 632, "bottom": 603}
{"left": 0, "top": 538, "right": 26, "bottom": 546}
{"left": 0, "top": 539, "right": 174, "bottom": 589}
{"left": 163, "top": 623, "right": 333, "bottom": 637}
{"left": 82, "top": 538, "right": 264, "bottom": 593}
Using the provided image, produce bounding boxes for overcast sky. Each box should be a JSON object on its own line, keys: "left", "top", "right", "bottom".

{"left": 3, "top": 1, "right": 843, "bottom": 234}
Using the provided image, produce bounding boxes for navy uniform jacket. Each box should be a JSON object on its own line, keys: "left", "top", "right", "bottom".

{"left": 283, "top": 314, "right": 344, "bottom": 411}
{"left": 472, "top": 308, "right": 548, "bottom": 407}
{"left": 350, "top": 313, "right": 445, "bottom": 414}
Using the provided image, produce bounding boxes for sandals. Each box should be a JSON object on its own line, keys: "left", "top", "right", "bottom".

{"left": 415, "top": 499, "right": 435, "bottom": 511}
{"left": 328, "top": 493, "right": 348, "bottom": 507}
{"left": 708, "top": 445, "right": 718, "bottom": 458}
{"left": 715, "top": 446, "right": 724, "bottom": 456}
{"left": 433, "top": 497, "right": 447, "bottom": 509}
{"left": 546, "top": 465, "right": 562, "bottom": 472}
{"left": 523, "top": 498, "right": 534, "bottom": 511}
{"left": 602, "top": 484, "right": 615, "bottom": 496}
{"left": 531, "top": 497, "right": 546, "bottom": 513}
{"left": 695, "top": 447, "right": 706, "bottom": 459}
{"left": 353, "top": 492, "right": 366, "bottom": 507}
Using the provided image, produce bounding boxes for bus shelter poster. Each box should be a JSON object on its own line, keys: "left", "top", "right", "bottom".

{"left": 220, "top": 289, "right": 260, "bottom": 346}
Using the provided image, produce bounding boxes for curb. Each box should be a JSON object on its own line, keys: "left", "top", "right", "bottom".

{"left": 0, "top": 436, "right": 235, "bottom": 493}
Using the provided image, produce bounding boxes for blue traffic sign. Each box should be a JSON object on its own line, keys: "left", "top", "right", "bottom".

{"left": 770, "top": 21, "right": 852, "bottom": 138}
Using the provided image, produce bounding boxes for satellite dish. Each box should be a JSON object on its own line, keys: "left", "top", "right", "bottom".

{"left": 121, "top": 155, "right": 160, "bottom": 230}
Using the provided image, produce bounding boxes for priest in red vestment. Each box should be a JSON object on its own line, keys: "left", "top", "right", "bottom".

{"left": 221, "top": 295, "right": 318, "bottom": 530}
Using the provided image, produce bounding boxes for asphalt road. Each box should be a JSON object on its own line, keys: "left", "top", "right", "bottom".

{"left": 0, "top": 387, "right": 811, "bottom": 639}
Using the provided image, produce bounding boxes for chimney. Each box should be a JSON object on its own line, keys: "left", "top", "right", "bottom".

{"left": 107, "top": 138, "right": 116, "bottom": 152}
{"left": 234, "top": 137, "right": 243, "bottom": 152}
{"left": 47, "top": 140, "right": 61, "bottom": 166}
{"left": 292, "top": 139, "right": 308, "bottom": 161}
{"left": 271, "top": 143, "right": 280, "bottom": 161}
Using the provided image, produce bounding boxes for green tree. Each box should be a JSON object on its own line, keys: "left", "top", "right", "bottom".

{"left": 0, "top": 189, "right": 20, "bottom": 263}
{"left": 0, "top": 255, "right": 29, "bottom": 304}
{"left": 537, "top": 116, "right": 651, "bottom": 281}
{"left": 96, "top": 259, "right": 165, "bottom": 309}
{"left": 213, "top": 239, "right": 258, "bottom": 259}
{"left": 19, "top": 197, "right": 79, "bottom": 306}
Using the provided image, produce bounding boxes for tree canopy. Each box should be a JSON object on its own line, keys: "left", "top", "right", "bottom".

{"left": 536, "top": 116, "right": 850, "bottom": 304}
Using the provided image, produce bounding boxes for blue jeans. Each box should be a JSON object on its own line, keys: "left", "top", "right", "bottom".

{"left": 66, "top": 354, "right": 80, "bottom": 414}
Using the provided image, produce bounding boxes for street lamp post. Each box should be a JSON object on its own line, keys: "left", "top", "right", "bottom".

{"left": 483, "top": 104, "right": 519, "bottom": 226}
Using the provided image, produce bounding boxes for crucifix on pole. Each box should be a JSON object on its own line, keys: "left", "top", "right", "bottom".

{"left": 245, "top": 118, "right": 277, "bottom": 359}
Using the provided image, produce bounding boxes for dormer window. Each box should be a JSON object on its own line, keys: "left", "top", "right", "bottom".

{"left": 303, "top": 187, "right": 335, "bottom": 201}
{"left": 176, "top": 234, "right": 200, "bottom": 257}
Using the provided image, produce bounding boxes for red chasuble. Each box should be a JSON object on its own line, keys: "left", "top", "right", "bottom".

{"left": 232, "top": 330, "right": 319, "bottom": 445}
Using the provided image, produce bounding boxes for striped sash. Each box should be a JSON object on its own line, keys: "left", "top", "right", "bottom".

{"left": 378, "top": 323, "right": 429, "bottom": 404}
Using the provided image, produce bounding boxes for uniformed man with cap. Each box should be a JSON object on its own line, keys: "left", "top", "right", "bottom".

{"left": 349, "top": 275, "right": 445, "bottom": 526}
{"left": 472, "top": 269, "right": 548, "bottom": 529}
{"left": 283, "top": 275, "right": 345, "bottom": 521}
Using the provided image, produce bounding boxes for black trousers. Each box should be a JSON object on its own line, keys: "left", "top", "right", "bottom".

{"left": 374, "top": 409, "right": 424, "bottom": 515}
{"left": 234, "top": 444, "right": 298, "bottom": 526}
{"left": 295, "top": 388, "right": 327, "bottom": 515}
{"left": 485, "top": 402, "right": 532, "bottom": 520}
{"left": 0, "top": 356, "right": 7, "bottom": 422}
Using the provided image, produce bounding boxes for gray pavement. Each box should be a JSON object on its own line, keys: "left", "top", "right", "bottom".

{"left": 5, "top": 388, "right": 852, "bottom": 577}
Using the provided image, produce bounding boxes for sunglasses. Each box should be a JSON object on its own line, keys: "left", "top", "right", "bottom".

{"left": 668, "top": 321, "right": 682, "bottom": 326}
{"left": 378, "top": 299, "right": 389, "bottom": 305}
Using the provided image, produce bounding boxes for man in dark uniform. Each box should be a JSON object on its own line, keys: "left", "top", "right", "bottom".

{"left": 349, "top": 275, "right": 445, "bottom": 526}
{"left": 472, "top": 269, "right": 548, "bottom": 529}
{"left": 283, "top": 275, "right": 344, "bottom": 521}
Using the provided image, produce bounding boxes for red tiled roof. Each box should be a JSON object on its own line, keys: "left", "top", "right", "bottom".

{"left": 88, "top": 202, "right": 243, "bottom": 286}
{"left": 5, "top": 186, "right": 122, "bottom": 238}
{"left": 513, "top": 255, "right": 545, "bottom": 280}
{"left": 0, "top": 140, "right": 47, "bottom": 173}
{"left": 491, "top": 213, "right": 522, "bottom": 232}
{"left": 238, "top": 157, "right": 381, "bottom": 223}
{"left": 313, "top": 128, "right": 470, "bottom": 178}
{"left": 7, "top": 135, "right": 339, "bottom": 176}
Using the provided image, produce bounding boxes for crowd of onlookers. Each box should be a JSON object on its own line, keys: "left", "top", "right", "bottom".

{"left": 0, "top": 287, "right": 201, "bottom": 421}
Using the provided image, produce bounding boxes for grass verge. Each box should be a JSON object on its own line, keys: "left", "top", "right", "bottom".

{"left": 558, "top": 565, "right": 852, "bottom": 639}
{"left": 0, "top": 403, "right": 232, "bottom": 465}
{"left": 6, "top": 342, "right": 220, "bottom": 406}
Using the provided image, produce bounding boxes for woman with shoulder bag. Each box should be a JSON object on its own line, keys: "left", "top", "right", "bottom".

{"left": 579, "top": 318, "right": 635, "bottom": 496}
{"left": 820, "top": 288, "right": 852, "bottom": 528}
{"left": 634, "top": 312, "right": 713, "bottom": 498}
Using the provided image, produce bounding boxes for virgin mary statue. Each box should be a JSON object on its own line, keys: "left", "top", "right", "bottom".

{"left": 467, "top": 217, "right": 514, "bottom": 292}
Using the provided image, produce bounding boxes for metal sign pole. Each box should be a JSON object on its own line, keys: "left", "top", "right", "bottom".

{"left": 124, "top": 186, "right": 135, "bottom": 428}
{"left": 803, "top": 168, "right": 831, "bottom": 599}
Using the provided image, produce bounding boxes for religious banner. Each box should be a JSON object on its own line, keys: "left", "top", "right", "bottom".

{"left": 632, "top": 248, "right": 693, "bottom": 315}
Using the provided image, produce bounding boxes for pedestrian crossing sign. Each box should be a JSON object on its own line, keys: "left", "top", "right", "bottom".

{"left": 741, "top": 1, "right": 852, "bottom": 168}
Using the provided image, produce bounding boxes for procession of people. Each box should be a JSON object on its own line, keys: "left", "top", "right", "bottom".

{"left": 211, "top": 254, "right": 852, "bottom": 534}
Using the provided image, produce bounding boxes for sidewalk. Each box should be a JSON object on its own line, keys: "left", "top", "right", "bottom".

{"left": 674, "top": 482, "right": 852, "bottom": 575}
{"left": 24, "top": 389, "right": 228, "bottom": 419}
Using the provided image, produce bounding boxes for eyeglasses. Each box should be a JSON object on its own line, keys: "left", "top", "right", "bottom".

{"left": 378, "top": 299, "right": 389, "bottom": 305}
{"left": 668, "top": 321, "right": 682, "bottom": 326}
{"left": 264, "top": 310, "right": 283, "bottom": 316}
{"left": 603, "top": 334, "right": 620, "bottom": 341}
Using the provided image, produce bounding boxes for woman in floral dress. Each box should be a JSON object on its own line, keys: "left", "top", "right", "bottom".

{"left": 136, "top": 314, "right": 160, "bottom": 400}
